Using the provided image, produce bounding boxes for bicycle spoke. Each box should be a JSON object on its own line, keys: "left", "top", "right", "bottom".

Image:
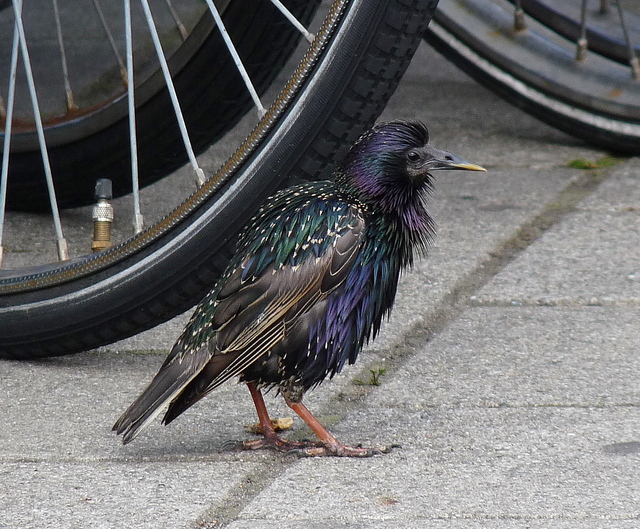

{"left": 140, "top": 0, "right": 206, "bottom": 186}
{"left": 163, "top": 0, "right": 188, "bottom": 41}
{"left": 93, "top": 0, "right": 128, "bottom": 85}
{"left": 52, "top": 0, "right": 75, "bottom": 110}
{"left": 125, "top": 0, "right": 143, "bottom": 233}
{"left": 203, "top": 0, "right": 266, "bottom": 118}
{"left": 12, "top": 0, "right": 69, "bottom": 261}
{"left": 270, "top": 0, "right": 315, "bottom": 43}
{"left": 614, "top": 0, "right": 640, "bottom": 80}
{"left": 0, "top": 5, "right": 20, "bottom": 268}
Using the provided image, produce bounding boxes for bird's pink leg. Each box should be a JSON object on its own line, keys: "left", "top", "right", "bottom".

{"left": 247, "top": 382, "right": 278, "bottom": 438}
{"left": 284, "top": 397, "right": 390, "bottom": 457}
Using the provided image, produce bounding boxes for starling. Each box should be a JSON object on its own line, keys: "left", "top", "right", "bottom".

{"left": 113, "top": 120, "right": 485, "bottom": 456}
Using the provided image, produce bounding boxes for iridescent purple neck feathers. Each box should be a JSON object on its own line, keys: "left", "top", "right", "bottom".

{"left": 336, "top": 120, "right": 435, "bottom": 252}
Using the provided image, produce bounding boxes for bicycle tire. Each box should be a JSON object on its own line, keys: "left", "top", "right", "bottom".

{"left": 0, "top": 0, "right": 439, "bottom": 359}
{"left": 426, "top": 0, "right": 640, "bottom": 154}
{"left": 3, "top": 0, "right": 320, "bottom": 211}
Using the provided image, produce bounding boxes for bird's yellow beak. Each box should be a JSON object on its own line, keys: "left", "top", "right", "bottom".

{"left": 448, "top": 161, "right": 487, "bottom": 172}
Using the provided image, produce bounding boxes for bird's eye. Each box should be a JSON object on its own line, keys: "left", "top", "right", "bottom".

{"left": 407, "top": 150, "right": 421, "bottom": 162}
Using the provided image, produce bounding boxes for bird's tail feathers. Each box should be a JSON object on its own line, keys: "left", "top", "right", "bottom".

{"left": 113, "top": 346, "right": 209, "bottom": 444}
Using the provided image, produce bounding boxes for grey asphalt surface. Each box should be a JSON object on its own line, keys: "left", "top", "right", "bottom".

{"left": 2, "top": 39, "right": 640, "bottom": 528}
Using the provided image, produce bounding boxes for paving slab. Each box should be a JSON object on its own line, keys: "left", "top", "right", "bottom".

{"left": 369, "top": 306, "right": 640, "bottom": 408}
{"left": 228, "top": 522, "right": 637, "bottom": 529}
{"left": 577, "top": 158, "right": 640, "bottom": 213}
{"left": 1, "top": 353, "right": 257, "bottom": 459}
{"left": 387, "top": 41, "right": 602, "bottom": 168}
{"left": 471, "top": 155, "right": 640, "bottom": 306}
{"left": 341, "top": 165, "right": 577, "bottom": 355}
{"left": 2, "top": 460, "right": 254, "bottom": 529}
{"left": 233, "top": 426, "right": 639, "bottom": 524}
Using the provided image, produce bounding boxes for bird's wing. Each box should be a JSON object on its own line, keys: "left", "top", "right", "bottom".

{"left": 207, "top": 226, "right": 361, "bottom": 390}
{"left": 161, "top": 206, "right": 365, "bottom": 422}
{"left": 114, "top": 198, "right": 364, "bottom": 443}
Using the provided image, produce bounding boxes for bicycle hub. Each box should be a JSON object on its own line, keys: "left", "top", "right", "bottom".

{"left": 92, "top": 179, "right": 114, "bottom": 252}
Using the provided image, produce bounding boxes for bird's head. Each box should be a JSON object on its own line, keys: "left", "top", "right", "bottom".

{"left": 338, "top": 120, "right": 485, "bottom": 211}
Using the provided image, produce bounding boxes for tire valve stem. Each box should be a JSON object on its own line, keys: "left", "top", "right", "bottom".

{"left": 575, "top": 38, "right": 588, "bottom": 62}
{"left": 92, "top": 178, "right": 114, "bottom": 252}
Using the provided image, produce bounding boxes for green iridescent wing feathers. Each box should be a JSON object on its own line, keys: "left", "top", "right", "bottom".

{"left": 180, "top": 182, "right": 365, "bottom": 355}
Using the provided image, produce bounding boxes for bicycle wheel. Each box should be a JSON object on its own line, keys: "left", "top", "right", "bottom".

{"left": 425, "top": 0, "right": 640, "bottom": 154}
{"left": 1, "top": 0, "right": 320, "bottom": 211}
{"left": 0, "top": 0, "right": 439, "bottom": 359}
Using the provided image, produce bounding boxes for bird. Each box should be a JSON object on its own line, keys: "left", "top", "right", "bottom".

{"left": 113, "top": 120, "right": 485, "bottom": 456}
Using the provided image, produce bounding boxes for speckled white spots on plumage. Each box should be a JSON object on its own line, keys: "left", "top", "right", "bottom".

{"left": 182, "top": 123, "right": 431, "bottom": 395}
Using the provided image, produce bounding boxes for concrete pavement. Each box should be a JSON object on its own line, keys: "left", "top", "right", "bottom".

{"left": 1, "top": 41, "right": 639, "bottom": 528}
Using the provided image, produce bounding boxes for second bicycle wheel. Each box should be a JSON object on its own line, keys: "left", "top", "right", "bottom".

{"left": 0, "top": 0, "right": 439, "bottom": 359}
{"left": 426, "top": 0, "right": 640, "bottom": 154}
